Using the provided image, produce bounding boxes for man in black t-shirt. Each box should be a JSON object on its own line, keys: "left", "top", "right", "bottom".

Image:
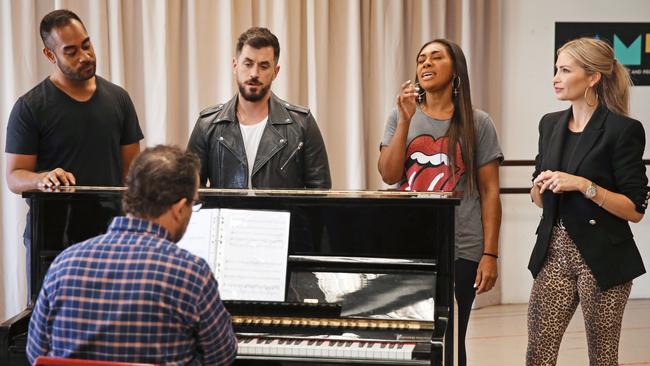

{"left": 4, "top": 9, "right": 143, "bottom": 301}
{"left": 6, "top": 9, "right": 143, "bottom": 191}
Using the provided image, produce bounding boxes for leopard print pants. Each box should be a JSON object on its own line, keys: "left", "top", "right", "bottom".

{"left": 526, "top": 226, "right": 632, "bottom": 366}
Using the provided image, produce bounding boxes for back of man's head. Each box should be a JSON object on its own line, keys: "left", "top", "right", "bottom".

{"left": 123, "top": 145, "right": 200, "bottom": 219}
{"left": 236, "top": 27, "right": 280, "bottom": 63}
{"left": 39, "top": 9, "right": 86, "bottom": 49}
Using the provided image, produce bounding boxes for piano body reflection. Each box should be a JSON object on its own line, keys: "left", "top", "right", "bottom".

{"left": 1, "top": 188, "right": 458, "bottom": 366}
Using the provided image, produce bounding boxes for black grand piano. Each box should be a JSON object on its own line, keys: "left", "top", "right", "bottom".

{"left": 1, "top": 188, "right": 458, "bottom": 365}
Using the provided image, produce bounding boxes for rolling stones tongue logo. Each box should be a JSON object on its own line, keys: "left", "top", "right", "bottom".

{"left": 400, "top": 135, "right": 465, "bottom": 192}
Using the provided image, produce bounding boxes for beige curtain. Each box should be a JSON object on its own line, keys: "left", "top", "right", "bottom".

{"left": 0, "top": 0, "right": 501, "bottom": 320}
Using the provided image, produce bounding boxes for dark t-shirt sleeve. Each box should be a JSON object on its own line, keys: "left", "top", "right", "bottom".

{"left": 118, "top": 90, "right": 143, "bottom": 145}
{"left": 6, "top": 97, "right": 39, "bottom": 154}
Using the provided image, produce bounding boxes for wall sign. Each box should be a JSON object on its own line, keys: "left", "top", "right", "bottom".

{"left": 555, "top": 22, "right": 650, "bottom": 86}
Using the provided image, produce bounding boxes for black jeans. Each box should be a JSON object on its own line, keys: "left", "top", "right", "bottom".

{"left": 455, "top": 258, "right": 479, "bottom": 366}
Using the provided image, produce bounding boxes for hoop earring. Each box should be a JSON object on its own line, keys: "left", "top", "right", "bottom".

{"left": 584, "top": 86, "right": 598, "bottom": 107}
{"left": 415, "top": 81, "right": 425, "bottom": 103}
{"left": 452, "top": 75, "right": 461, "bottom": 98}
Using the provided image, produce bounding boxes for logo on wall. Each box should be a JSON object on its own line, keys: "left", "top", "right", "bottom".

{"left": 555, "top": 22, "right": 650, "bottom": 86}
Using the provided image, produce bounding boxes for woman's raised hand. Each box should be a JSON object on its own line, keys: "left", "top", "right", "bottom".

{"left": 396, "top": 80, "right": 419, "bottom": 124}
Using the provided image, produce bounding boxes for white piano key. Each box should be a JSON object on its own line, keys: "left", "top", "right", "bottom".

{"left": 313, "top": 340, "right": 323, "bottom": 357}
{"left": 337, "top": 340, "right": 347, "bottom": 358}
{"left": 402, "top": 343, "right": 416, "bottom": 360}
{"left": 325, "top": 340, "right": 337, "bottom": 358}
{"left": 267, "top": 339, "right": 280, "bottom": 356}
{"left": 355, "top": 341, "right": 366, "bottom": 359}
{"left": 251, "top": 338, "right": 264, "bottom": 356}
{"left": 368, "top": 341, "right": 380, "bottom": 358}
{"left": 378, "top": 342, "right": 390, "bottom": 360}
{"left": 260, "top": 338, "right": 273, "bottom": 356}
{"left": 238, "top": 339, "right": 248, "bottom": 355}
{"left": 388, "top": 342, "right": 398, "bottom": 360}
{"left": 297, "top": 339, "right": 308, "bottom": 357}
{"left": 304, "top": 340, "right": 314, "bottom": 357}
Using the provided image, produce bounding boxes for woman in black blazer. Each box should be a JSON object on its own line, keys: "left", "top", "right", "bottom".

{"left": 527, "top": 37, "right": 649, "bottom": 366}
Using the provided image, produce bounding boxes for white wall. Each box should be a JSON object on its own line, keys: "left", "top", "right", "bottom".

{"left": 499, "top": 0, "right": 650, "bottom": 303}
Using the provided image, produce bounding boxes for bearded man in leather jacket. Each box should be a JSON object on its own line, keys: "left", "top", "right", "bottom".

{"left": 188, "top": 27, "right": 331, "bottom": 189}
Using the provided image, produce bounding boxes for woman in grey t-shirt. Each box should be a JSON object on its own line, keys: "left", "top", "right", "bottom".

{"left": 378, "top": 39, "right": 503, "bottom": 366}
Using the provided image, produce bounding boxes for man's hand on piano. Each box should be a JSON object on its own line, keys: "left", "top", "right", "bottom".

{"left": 474, "top": 255, "right": 498, "bottom": 294}
{"left": 38, "top": 168, "right": 76, "bottom": 189}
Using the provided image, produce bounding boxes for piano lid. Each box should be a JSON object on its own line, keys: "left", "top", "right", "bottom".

{"left": 24, "top": 186, "right": 461, "bottom": 202}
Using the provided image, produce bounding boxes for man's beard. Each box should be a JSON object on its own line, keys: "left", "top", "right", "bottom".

{"left": 238, "top": 80, "right": 271, "bottom": 102}
{"left": 55, "top": 53, "right": 96, "bottom": 81}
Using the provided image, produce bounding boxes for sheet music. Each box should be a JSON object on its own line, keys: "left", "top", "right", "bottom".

{"left": 176, "top": 209, "right": 218, "bottom": 267}
{"left": 177, "top": 208, "right": 290, "bottom": 302}
{"left": 216, "top": 209, "right": 290, "bottom": 301}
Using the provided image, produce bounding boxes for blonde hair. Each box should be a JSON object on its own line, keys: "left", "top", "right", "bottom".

{"left": 558, "top": 37, "right": 633, "bottom": 116}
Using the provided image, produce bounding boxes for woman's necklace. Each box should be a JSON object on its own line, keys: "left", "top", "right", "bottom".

{"left": 421, "top": 103, "right": 455, "bottom": 120}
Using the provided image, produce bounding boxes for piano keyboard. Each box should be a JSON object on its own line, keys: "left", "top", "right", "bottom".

{"left": 232, "top": 315, "right": 432, "bottom": 330}
{"left": 238, "top": 336, "right": 417, "bottom": 361}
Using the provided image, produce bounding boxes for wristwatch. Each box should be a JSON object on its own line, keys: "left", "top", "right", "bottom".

{"left": 584, "top": 181, "right": 597, "bottom": 199}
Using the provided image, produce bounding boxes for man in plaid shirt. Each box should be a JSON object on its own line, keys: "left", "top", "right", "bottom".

{"left": 27, "top": 145, "right": 237, "bottom": 365}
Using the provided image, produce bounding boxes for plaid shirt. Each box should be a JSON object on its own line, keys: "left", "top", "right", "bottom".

{"left": 27, "top": 216, "right": 237, "bottom": 365}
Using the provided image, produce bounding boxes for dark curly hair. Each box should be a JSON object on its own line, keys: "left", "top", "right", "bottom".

{"left": 236, "top": 27, "right": 280, "bottom": 63}
{"left": 123, "top": 145, "right": 200, "bottom": 219}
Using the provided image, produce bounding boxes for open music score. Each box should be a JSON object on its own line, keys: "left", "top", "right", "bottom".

{"left": 177, "top": 208, "right": 291, "bottom": 301}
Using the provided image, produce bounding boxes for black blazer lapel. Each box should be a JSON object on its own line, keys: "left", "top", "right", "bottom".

{"left": 544, "top": 107, "right": 571, "bottom": 171}
{"left": 566, "top": 105, "right": 607, "bottom": 174}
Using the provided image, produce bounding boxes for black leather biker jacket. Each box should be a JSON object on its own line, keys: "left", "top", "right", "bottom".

{"left": 187, "top": 93, "right": 331, "bottom": 189}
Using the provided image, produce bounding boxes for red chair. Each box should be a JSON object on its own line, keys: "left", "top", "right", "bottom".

{"left": 34, "top": 356, "right": 158, "bottom": 366}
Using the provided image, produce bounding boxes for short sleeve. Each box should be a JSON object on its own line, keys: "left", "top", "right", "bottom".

{"left": 474, "top": 110, "right": 504, "bottom": 167}
{"left": 5, "top": 97, "right": 39, "bottom": 154}
{"left": 119, "top": 91, "right": 143, "bottom": 145}
{"left": 380, "top": 108, "right": 399, "bottom": 148}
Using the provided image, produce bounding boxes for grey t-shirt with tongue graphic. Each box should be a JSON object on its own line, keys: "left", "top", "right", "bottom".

{"left": 381, "top": 106, "right": 503, "bottom": 262}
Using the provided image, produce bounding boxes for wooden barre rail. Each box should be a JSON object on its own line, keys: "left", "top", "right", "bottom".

{"left": 502, "top": 159, "right": 650, "bottom": 166}
{"left": 499, "top": 159, "right": 650, "bottom": 194}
